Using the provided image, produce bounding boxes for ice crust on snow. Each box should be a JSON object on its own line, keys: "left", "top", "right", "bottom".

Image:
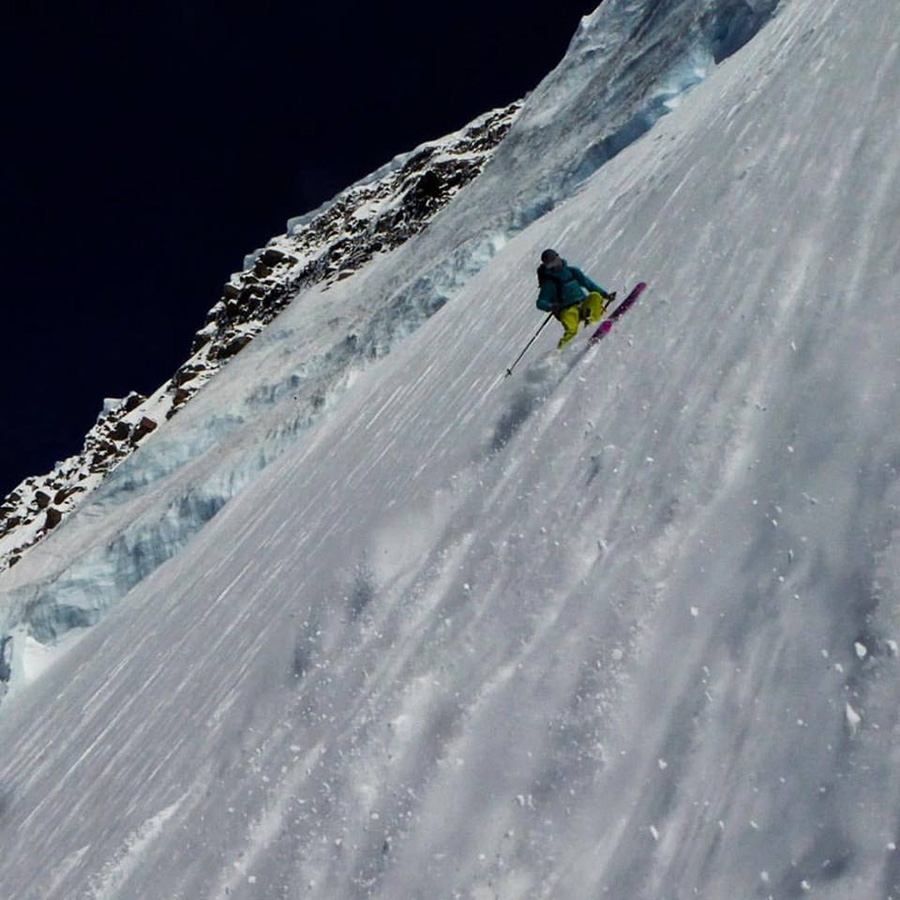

{"left": 3, "top": 0, "right": 900, "bottom": 898}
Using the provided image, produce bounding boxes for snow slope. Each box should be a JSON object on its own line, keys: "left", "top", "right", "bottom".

{"left": 2, "top": 0, "right": 900, "bottom": 897}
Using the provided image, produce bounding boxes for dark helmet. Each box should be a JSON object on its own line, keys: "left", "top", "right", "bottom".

{"left": 541, "top": 248, "right": 564, "bottom": 271}
{"left": 540, "top": 248, "right": 561, "bottom": 266}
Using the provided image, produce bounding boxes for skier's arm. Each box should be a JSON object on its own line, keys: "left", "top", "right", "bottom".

{"left": 536, "top": 280, "right": 557, "bottom": 312}
{"left": 571, "top": 267, "right": 610, "bottom": 297}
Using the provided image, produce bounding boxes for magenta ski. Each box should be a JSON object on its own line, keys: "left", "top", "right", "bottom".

{"left": 588, "top": 281, "right": 647, "bottom": 344}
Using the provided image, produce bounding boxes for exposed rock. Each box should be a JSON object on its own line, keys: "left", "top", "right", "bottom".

{"left": 53, "top": 487, "right": 79, "bottom": 505}
{"left": 214, "top": 333, "right": 255, "bottom": 362}
{"left": 133, "top": 417, "right": 158, "bottom": 442}
{"left": 260, "top": 248, "right": 296, "bottom": 267}
{"left": 173, "top": 365, "right": 204, "bottom": 387}
{"left": 110, "top": 421, "right": 131, "bottom": 442}
{"left": 190, "top": 331, "right": 214, "bottom": 353}
{"left": 44, "top": 507, "right": 63, "bottom": 531}
{"left": 172, "top": 388, "right": 193, "bottom": 409}
{"left": 122, "top": 392, "right": 145, "bottom": 413}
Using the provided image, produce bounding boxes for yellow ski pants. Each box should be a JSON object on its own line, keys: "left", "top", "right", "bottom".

{"left": 556, "top": 292, "right": 608, "bottom": 348}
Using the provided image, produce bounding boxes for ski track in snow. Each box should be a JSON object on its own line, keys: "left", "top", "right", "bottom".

{"left": 85, "top": 796, "right": 186, "bottom": 900}
{"left": 2, "top": 0, "right": 900, "bottom": 898}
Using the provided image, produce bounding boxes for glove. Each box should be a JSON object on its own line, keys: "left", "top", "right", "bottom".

{"left": 551, "top": 302, "right": 562, "bottom": 317}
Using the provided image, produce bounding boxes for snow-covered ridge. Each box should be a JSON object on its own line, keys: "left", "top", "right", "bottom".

{"left": 0, "top": 394, "right": 157, "bottom": 570}
{"left": 0, "top": 103, "right": 520, "bottom": 576}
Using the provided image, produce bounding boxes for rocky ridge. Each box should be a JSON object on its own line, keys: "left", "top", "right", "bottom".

{"left": 0, "top": 102, "right": 521, "bottom": 574}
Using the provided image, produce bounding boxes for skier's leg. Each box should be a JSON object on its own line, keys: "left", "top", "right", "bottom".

{"left": 557, "top": 306, "right": 581, "bottom": 348}
{"left": 583, "top": 291, "right": 607, "bottom": 324}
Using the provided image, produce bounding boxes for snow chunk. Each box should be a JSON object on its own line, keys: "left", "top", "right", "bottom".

{"left": 845, "top": 703, "right": 862, "bottom": 736}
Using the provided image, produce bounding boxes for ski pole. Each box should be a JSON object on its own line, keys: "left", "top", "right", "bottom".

{"left": 505, "top": 312, "right": 553, "bottom": 377}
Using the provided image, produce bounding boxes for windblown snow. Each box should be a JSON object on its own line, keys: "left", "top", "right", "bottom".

{"left": 2, "top": 0, "right": 900, "bottom": 898}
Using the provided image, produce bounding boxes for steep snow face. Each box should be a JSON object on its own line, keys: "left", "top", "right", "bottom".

{"left": 3, "top": 0, "right": 900, "bottom": 898}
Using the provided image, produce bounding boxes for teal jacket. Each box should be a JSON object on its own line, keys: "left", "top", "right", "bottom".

{"left": 536, "top": 260, "right": 607, "bottom": 312}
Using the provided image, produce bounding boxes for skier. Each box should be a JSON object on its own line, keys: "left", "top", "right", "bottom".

{"left": 536, "top": 249, "right": 615, "bottom": 348}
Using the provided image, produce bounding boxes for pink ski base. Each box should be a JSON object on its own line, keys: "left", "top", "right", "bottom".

{"left": 588, "top": 281, "right": 647, "bottom": 345}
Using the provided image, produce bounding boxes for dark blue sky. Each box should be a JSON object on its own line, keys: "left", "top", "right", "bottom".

{"left": 1, "top": 1, "right": 598, "bottom": 499}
